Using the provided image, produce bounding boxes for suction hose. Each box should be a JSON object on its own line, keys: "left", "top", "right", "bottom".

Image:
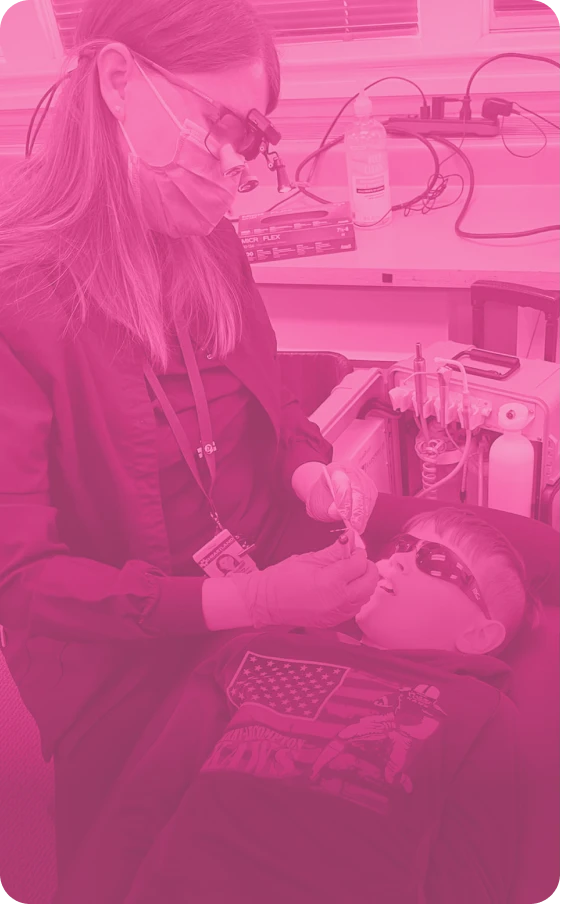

{"left": 417, "top": 431, "right": 473, "bottom": 500}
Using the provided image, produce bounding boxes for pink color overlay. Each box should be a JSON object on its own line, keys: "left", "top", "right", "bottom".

{"left": 0, "top": 2, "right": 558, "bottom": 903}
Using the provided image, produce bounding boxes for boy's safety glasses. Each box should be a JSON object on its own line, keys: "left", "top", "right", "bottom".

{"left": 385, "top": 534, "right": 491, "bottom": 620}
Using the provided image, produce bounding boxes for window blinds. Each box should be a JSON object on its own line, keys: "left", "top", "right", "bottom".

{"left": 50, "top": 0, "right": 81, "bottom": 51}
{"left": 50, "top": 0, "right": 419, "bottom": 51}
{"left": 250, "top": 0, "right": 418, "bottom": 40}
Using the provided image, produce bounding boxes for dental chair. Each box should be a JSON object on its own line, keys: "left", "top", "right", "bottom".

{"left": 0, "top": 355, "right": 558, "bottom": 904}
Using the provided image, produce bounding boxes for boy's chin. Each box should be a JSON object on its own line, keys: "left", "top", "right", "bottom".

{"left": 355, "top": 608, "right": 383, "bottom": 645}
{"left": 356, "top": 591, "right": 390, "bottom": 628}
{"left": 356, "top": 603, "right": 400, "bottom": 650}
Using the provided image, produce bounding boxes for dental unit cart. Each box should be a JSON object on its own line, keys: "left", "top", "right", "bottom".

{"left": 387, "top": 339, "right": 559, "bottom": 523}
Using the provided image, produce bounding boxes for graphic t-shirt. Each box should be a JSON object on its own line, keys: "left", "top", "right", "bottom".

{"left": 167, "top": 629, "right": 516, "bottom": 904}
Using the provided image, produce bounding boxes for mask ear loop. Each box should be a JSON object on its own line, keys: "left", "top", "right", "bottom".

{"left": 135, "top": 59, "right": 211, "bottom": 153}
{"left": 135, "top": 57, "right": 250, "bottom": 184}
{"left": 135, "top": 60, "right": 185, "bottom": 132}
{"left": 115, "top": 118, "right": 143, "bottom": 205}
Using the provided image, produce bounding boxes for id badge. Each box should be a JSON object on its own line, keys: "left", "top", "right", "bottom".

{"left": 193, "top": 529, "right": 259, "bottom": 577}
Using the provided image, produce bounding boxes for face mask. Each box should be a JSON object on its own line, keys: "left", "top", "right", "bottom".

{"left": 119, "top": 64, "right": 245, "bottom": 237}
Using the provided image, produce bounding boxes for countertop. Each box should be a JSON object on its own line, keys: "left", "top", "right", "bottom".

{"left": 244, "top": 185, "right": 559, "bottom": 291}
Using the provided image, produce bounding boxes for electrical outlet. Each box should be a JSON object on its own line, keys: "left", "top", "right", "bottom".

{"left": 384, "top": 116, "right": 500, "bottom": 138}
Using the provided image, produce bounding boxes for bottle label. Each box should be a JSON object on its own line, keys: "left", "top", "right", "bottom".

{"left": 351, "top": 174, "right": 390, "bottom": 224}
{"left": 355, "top": 178, "right": 386, "bottom": 195}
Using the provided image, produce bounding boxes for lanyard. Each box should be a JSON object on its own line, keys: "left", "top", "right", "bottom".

{"left": 143, "top": 320, "right": 222, "bottom": 529}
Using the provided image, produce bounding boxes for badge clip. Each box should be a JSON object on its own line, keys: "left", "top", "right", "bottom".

{"left": 197, "top": 441, "right": 217, "bottom": 459}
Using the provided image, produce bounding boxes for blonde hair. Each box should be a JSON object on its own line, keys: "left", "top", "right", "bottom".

{"left": 0, "top": 0, "right": 280, "bottom": 368}
{"left": 404, "top": 507, "right": 537, "bottom": 643}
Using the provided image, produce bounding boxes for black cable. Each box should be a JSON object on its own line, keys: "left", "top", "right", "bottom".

{"left": 283, "top": 76, "right": 428, "bottom": 208}
{"left": 513, "top": 102, "right": 560, "bottom": 131}
{"left": 314, "top": 76, "right": 428, "bottom": 165}
{"left": 264, "top": 137, "right": 345, "bottom": 213}
{"left": 270, "top": 127, "right": 443, "bottom": 218}
{"left": 404, "top": 171, "right": 465, "bottom": 215}
{"left": 267, "top": 126, "right": 466, "bottom": 223}
{"left": 293, "top": 136, "right": 343, "bottom": 185}
{"left": 461, "top": 53, "right": 560, "bottom": 121}
{"left": 261, "top": 59, "right": 559, "bottom": 235}
{"left": 433, "top": 134, "right": 560, "bottom": 239}
{"left": 502, "top": 111, "right": 548, "bottom": 159}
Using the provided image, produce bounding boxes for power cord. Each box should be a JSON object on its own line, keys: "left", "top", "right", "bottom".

{"left": 500, "top": 111, "right": 548, "bottom": 159}
{"left": 482, "top": 96, "right": 557, "bottom": 158}
{"left": 266, "top": 126, "right": 446, "bottom": 222}
{"left": 309, "top": 77, "right": 428, "bottom": 182}
{"left": 433, "top": 134, "right": 560, "bottom": 239}
{"left": 265, "top": 62, "right": 560, "bottom": 231}
{"left": 266, "top": 118, "right": 465, "bottom": 222}
{"left": 270, "top": 76, "right": 429, "bottom": 212}
{"left": 460, "top": 52, "right": 560, "bottom": 122}
{"left": 514, "top": 102, "right": 560, "bottom": 131}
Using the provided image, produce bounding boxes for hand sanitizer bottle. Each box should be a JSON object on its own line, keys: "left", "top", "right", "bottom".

{"left": 345, "top": 92, "right": 392, "bottom": 228}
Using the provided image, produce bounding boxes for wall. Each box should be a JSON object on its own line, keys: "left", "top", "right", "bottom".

{"left": 0, "top": 0, "right": 557, "bottom": 365}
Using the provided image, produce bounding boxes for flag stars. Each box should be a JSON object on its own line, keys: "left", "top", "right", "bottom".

{"left": 228, "top": 654, "right": 346, "bottom": 719}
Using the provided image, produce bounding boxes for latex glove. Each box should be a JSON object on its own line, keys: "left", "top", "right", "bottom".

{"left": 304, "top": 462, "right": 378, "bottom": 534}
{"left": 228, "top": 539, "right": 380, "bottom": 629}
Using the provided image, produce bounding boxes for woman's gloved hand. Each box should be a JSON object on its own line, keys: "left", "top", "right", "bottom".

{"left": 228, "top": 539, "right": 380, "bottom": 629}
{"left": 304, "top": 462, "right": 378, "bottom": 534}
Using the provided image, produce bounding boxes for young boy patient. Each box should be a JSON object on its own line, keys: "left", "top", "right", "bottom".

{"left": 79, "top": 508, "right": 533, "bottom": 904}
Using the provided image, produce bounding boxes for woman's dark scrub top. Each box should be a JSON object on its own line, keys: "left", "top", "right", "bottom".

{"left": 152, "top": 334, "right": 271, "bottom": 574}
{"left": 0, "top": 219, "right": 332, "bottom": 760}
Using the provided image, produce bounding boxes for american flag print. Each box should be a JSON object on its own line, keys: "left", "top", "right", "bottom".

{"left": 201, "top": 650, "right": 446, "bottom": 814}
{"left": 226, "top": 652, "right": 350, "bottom": 719}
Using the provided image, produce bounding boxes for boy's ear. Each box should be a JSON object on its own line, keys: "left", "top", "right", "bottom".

{"left": 456, "top": 620, "right": 506, "bottom": 655}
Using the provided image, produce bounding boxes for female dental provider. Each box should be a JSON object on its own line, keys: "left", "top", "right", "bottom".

{"left": 0, "top": 0, "right": 379, "bottom": 880}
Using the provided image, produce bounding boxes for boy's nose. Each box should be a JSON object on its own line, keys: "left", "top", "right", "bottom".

{"left": 388, "top": 551, "right": 412, "bottom": 574}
